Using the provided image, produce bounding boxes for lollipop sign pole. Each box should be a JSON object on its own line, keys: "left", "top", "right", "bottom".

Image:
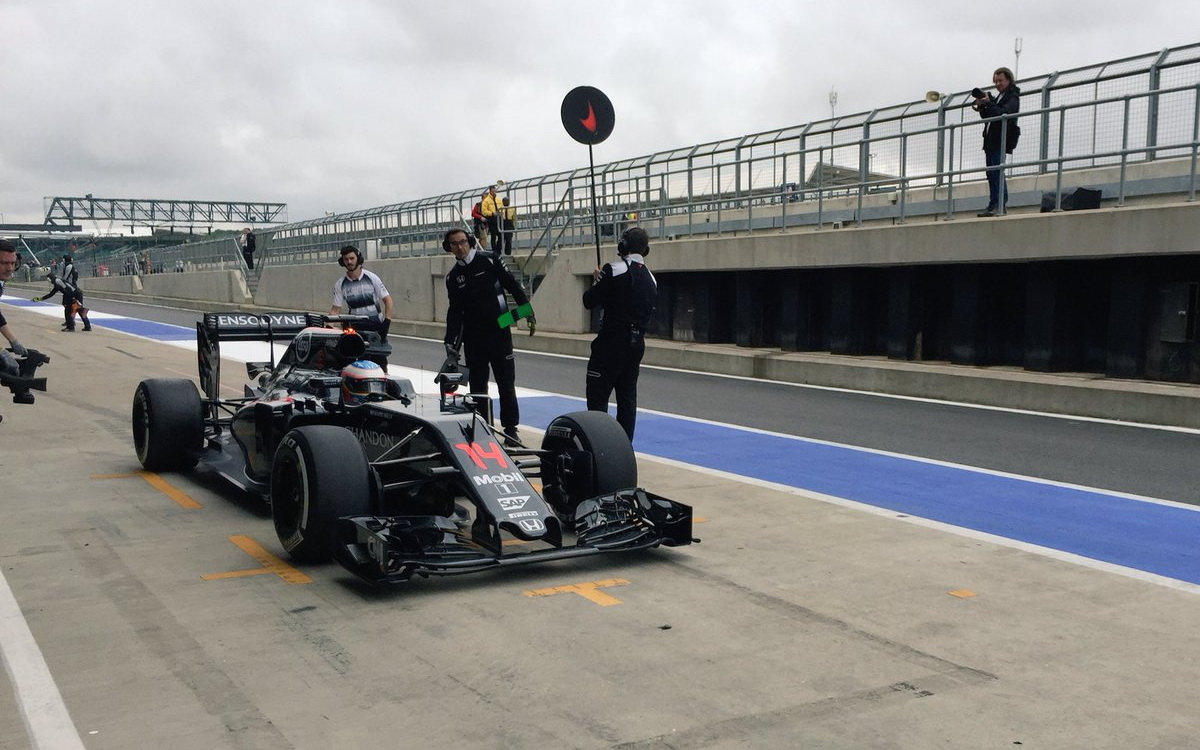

{"left": 561, "top": 86, "right": 616, "bottom": 269}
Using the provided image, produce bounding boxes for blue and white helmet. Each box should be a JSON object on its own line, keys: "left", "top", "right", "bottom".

{"left": 340, "top": 360, "right": 388, "bottom": 404}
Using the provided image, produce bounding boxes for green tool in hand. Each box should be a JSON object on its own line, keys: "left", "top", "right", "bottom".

{"left": 496, "top": 302, "right": 534, "bottom": 330}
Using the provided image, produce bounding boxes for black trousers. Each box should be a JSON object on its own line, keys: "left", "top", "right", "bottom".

{"left": 63, "top": 291, "right": 89, "bottom": 328}
{"left": 586, "top": 327, "right": 645, "bottom": 440}
{"left": 464, "top": 329, "right": 519, "bottom": 429}
{"left": 486, "top": 217, "right": 501, "bottom": 252}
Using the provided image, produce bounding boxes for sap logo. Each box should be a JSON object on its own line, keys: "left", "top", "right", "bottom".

{"left": 473, "top": 472, "right": 525, "bottom": 487}
{"left": 507, "top": 510, "right": 540, "bottom": 519}
{"left": 498, "top": 496, "right": 529, "bottom": 511}
{"left": 517, "top": 519, "right": 545, "bottom": 532}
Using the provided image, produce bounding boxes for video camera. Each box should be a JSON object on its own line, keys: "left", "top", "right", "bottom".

{"left": 0, "top": 348, "right": 50, "bottom": 420}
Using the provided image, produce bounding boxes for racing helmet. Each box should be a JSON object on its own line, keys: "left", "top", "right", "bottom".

{"left": 340, "top": 360, "right": 388, "bottom": 404}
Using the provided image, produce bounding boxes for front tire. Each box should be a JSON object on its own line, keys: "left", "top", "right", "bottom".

{"left": 540, "top": 411, "right": 637, "bottom": 515}
{"left": 271, "top": 425, "right": 373, "bottom": 563}
{"left": 132, "top": 378, "right": 203, "bottom": 471}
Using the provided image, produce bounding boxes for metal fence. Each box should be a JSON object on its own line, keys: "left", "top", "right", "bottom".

{"left": 96, "top": 42, "right": 1200, "bottom": 278}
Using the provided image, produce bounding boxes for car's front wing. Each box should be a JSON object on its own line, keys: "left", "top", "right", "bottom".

{"left": 333, "top": 488, "right": 696, "bottom": 584}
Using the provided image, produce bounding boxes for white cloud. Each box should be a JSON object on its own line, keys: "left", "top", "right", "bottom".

{"left": 2, "top": 0, "right": 1198, "bottom": 229}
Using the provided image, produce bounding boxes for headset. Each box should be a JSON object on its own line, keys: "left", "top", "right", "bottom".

{"left": 617, "top": 227, "right": 650, "bottom": 258}
{"left": 442, "top": 228, "right": 477, "bottom": 253}
{"left": 337, "top": 245, "right": 364, "bottom": 267}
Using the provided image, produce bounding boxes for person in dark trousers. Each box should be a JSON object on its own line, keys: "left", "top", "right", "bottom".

{"left": 442, "top": 227, "right": 532, "bottom": 445}
{"left": 973, "top": 66, "right": 1021, "bottom": 217}
{"left": 471, "top": 193, "right": 489, "bottom": 248}
{"left": 501, "top": 198, "right": 516, "bottom": 255}
{"left": 583, "top": 226, "right": 657, "bottom": 441}
{"left": 481, "top": 185, "right": 502, "bottom": 253}
{"left": 34, "top": 270, "right": 92, "bottom": 332}
{"left": 239, "top": 228, "right": 257, "bottom": 269}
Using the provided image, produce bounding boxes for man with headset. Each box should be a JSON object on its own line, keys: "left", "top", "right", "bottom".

{"left": 442, "top": 227, "right": 532, "bottom": 445}
{"left": 0, "top": 239, "right": 36, "bottom": 404}
{"left": 583, "top": 226, "right": 657, "bottom": 441}
{"left": 329, "top": 245, "right": 393, "bottom": 336}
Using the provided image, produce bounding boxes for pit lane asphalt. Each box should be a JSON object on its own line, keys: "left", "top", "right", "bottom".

{"left": 1, "top": 299, "right": 1198, "bottom": 749}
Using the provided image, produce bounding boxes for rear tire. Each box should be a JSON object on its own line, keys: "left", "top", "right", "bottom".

{"left": 132, "top": 378, "right": 203, "bottom": 471}
{"left": 271, "top": 425, "right": 373, "bottom": 563}
{"left": 540, "top": 411, "right": 637, "bottom": 514}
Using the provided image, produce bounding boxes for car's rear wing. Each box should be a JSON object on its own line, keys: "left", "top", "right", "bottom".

{"left": 197, "top": 312, "right": 322, "bottom": 406}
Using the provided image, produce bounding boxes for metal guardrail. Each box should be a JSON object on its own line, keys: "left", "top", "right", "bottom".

{"left": 88, "top": 42, "right": 1200, "bottom": 278}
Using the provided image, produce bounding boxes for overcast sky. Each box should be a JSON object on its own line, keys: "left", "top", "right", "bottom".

{"left": 2, "top": 0, "right": 1198, "bottom": 231}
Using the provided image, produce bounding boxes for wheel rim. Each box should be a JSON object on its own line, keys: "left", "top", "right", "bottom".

{"left": 273, "top": 446, "right": 310, "bottom": 552}
{"left": 133, "top": 387, "right": 150, "bottom": 462}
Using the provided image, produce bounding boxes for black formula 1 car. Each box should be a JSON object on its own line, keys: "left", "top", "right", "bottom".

{"left": 131, "top": 312, "right": 695, "bottom": 584}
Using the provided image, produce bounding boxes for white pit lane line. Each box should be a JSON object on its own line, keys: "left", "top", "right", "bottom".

{"left": 0, "top": 571, "right": 86, "bottom": 749}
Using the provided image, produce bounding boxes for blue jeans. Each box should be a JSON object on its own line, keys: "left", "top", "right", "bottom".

{"left": 985, "top": 147, "right": 1007, "bottom": 211}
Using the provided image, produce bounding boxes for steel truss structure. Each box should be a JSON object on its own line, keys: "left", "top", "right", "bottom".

{"left": 43, "top": 196, "right": 287, "bottom": 228}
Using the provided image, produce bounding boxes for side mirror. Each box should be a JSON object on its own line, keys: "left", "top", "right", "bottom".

{"left": 246, "top": 361, "right": 273, "bottom": 379}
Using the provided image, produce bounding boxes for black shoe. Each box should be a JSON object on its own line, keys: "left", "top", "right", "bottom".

{"left": 13, "top": 392, "right": 34, "bottom": 405}
{"left": 61, "top": 326, "right": 75, "bottom": 332}
{"left": 977, "top": 210, "right": 996, "bottom": 217}
{"left": 83, "top": 324, "right": 92, "bottom": 331}
{"left": 502, "top": 426, "right": 521, "bottom": 447}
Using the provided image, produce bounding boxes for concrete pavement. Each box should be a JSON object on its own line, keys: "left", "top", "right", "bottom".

{"left": 0, "top": 301, "right": 1197, "bottom": 749}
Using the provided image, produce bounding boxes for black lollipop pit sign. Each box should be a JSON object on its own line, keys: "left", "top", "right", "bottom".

{"left": 560, "top": 86, "right": 616, "bottom": 264}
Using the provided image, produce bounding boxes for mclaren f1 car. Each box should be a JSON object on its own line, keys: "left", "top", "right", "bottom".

{"left": 131, "top": 311, "right": 695, "bottom": 584}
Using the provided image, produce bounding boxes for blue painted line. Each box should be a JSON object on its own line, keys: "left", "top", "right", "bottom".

{"left": 3, "top": 299, "right": 194, "bottom": 341}
{"left": 94, "top": 318, "right": 194, "bottom": 340}
{"left": 519, "top": 394, "right": 1200, "bottom": 585}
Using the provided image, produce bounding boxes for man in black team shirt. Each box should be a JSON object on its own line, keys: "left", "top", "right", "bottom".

{"left": 442, "top": 227, "right": 533, "bottom": 446}
{"left": 583, "top": 227, "right": 657, "bottom": 441}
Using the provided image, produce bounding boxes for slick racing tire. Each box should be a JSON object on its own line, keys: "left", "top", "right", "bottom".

{"left": 271, "top": 425, "right": 373, "bottom": 563}
{"left": 540, "top": 411, "right": 637, "bottom": 514}
{"left": 132, "top": 378, "right": 203, "bottom": 471}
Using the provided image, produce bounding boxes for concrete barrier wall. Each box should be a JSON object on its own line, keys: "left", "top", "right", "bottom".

{"left": 643, "top": 202, "right": 1200, "bottom": 273}
{"left": 81, "top": 275, "right": 142, "bottom": 295}
{"left": 139, "top": 270, "right": 251, "bottom": 304}
{"left": 255, "top": 255, "right": 449, "bottom": 322}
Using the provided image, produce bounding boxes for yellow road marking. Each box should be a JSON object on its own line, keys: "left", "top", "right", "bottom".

{"left": 92, "top": 470, "right": 202, "bottom": 509}
{"left": 948, "top": 589, "right": 976, "bottom": 599}
{"left": 202, "top": 535, "right": 312, "bottom": 585}
{"left": 523, "top": 578, "right": 629, "bottom": 606}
